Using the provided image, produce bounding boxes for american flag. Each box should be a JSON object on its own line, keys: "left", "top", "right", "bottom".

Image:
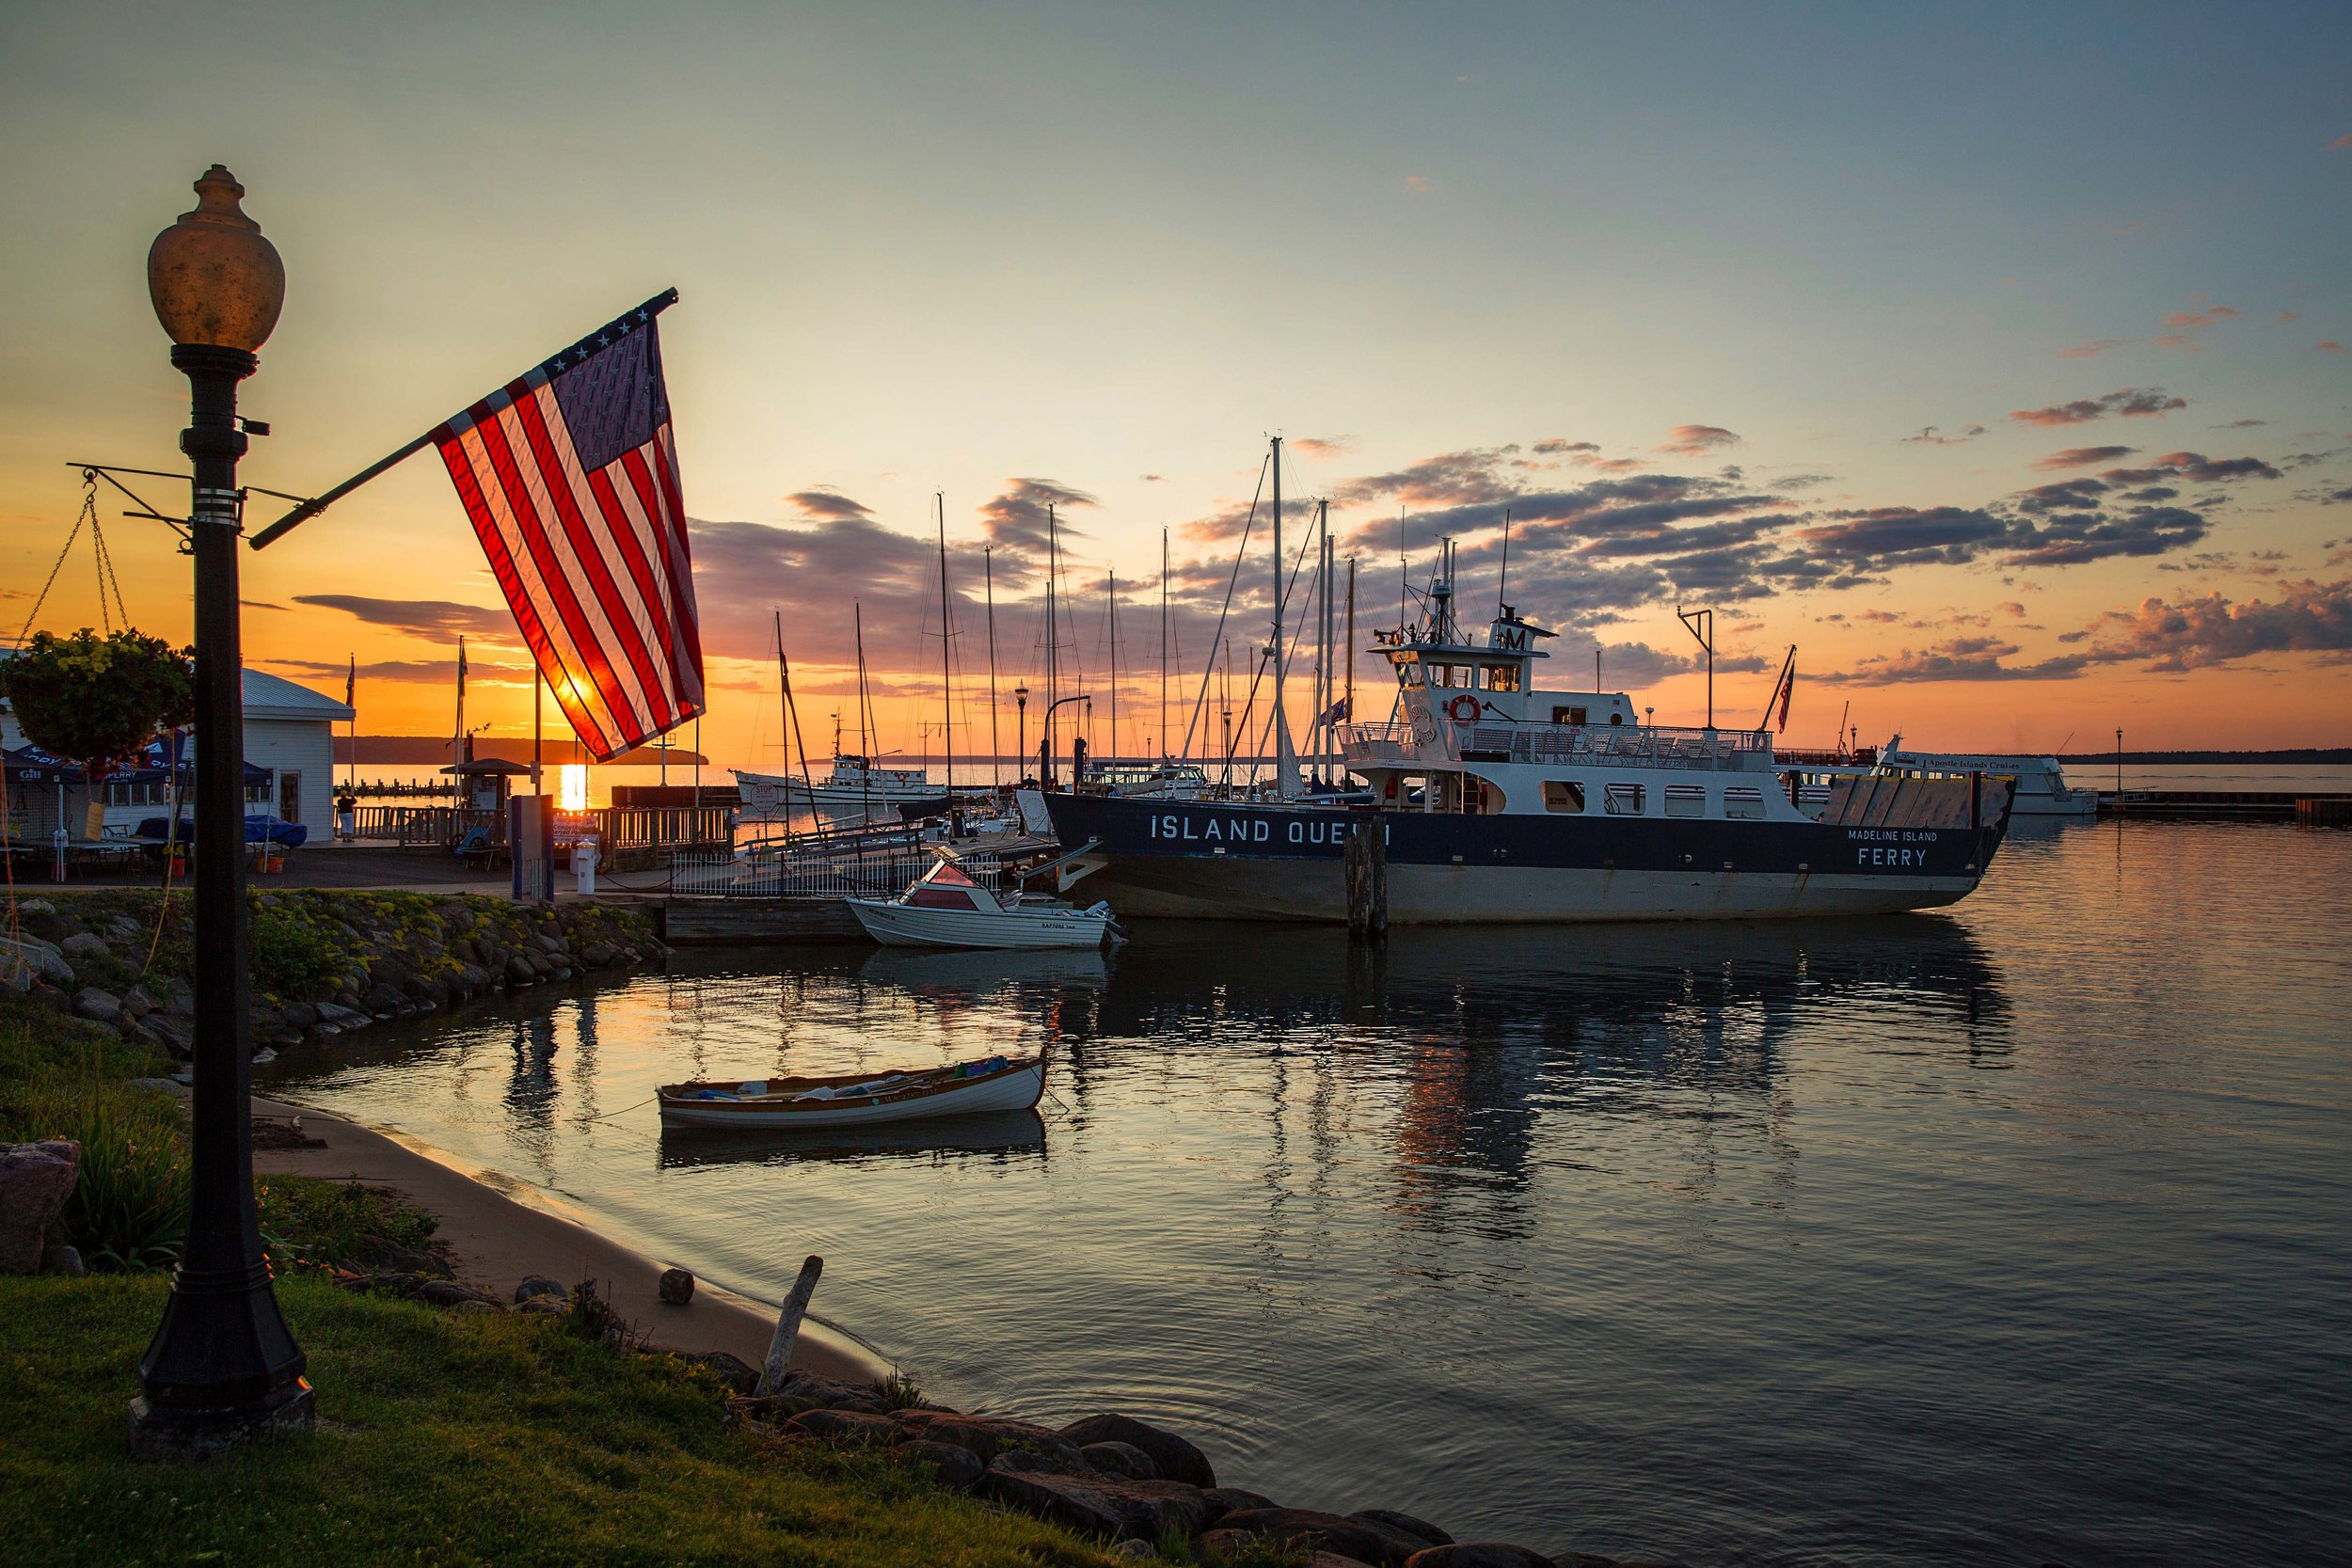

{"left": 431, "top": 292, "right": 705, "bottom": 763}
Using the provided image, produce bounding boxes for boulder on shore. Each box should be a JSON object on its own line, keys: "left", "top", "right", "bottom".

{"left": 0, "top": 1141, "right": 84, "bottom": 1275}
{"left": 983, "top": 1457, "right": 1212, "bottom": 1543}
{"left": 1214, "top": 1506, "right": 1424, "bottom": 1567}
{"left": 1354, "top": 1509, "right": 1454, "bottom": 1548}
{"left": 657, "top": 1266, "right": 695, "bottom": 1304}
{"left": 1058, "top": 1410, "right": 1217, "bottom": 1488}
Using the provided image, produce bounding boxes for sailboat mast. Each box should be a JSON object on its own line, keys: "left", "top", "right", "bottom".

{"left": 1107, "top": 570, "right": 1119, "bottom": 767}
{"left": 453, "top": 634, "right": 467, "bottom": 767}
{"left": 984, "top": 547, "right": 1001, "bottom": 790}
{"left": 1270, "top": 436, "right": 1284, "bottom": 794}
{"left": 937, "top": 494, "right": 954, "bottom": 803}
{"left": 1045, "top": 503, "right": 1059, "bottom": 780}
{"left": 1318, "top": 499, "right": 1331, "bottom": 784}
{"left": 1160, "top": 528, "right": 1168, "bottom": 759}
{"left": 854, "top": 602, "right": 873, "bottom": 824}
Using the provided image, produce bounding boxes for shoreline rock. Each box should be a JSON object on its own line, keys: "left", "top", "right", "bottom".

{"left": 10, "top": 890, "right": 663, "bottom": 1061}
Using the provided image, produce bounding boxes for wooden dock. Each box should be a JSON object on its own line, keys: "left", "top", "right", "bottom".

{"left": 660, "top": 896, "right": 869, "bottom": 945}
{"left": 2098, "top": 790, "right": 2352, "bottom": 820}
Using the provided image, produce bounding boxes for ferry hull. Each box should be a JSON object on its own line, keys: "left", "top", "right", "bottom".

{"left": 1044, "top": 795, "right": 2009, "bottom": 925}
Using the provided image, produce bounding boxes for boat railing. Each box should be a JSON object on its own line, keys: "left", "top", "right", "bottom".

{"left": 1341, "top": 719, "right": 1773, "bottom": 772}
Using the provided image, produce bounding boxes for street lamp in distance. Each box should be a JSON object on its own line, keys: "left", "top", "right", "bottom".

{"left": 1012, "top": 685, "right": 1029, "bottom": 785}
{"left": 130, "top": 164, "right": 313, "bottom": 1458}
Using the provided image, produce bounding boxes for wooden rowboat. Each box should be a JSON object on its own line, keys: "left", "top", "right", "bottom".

{"left": 656, "top": 1052, "right": 1046, "bottom": 1130}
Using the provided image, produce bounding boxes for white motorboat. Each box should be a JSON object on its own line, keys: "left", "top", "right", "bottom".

{"left": 657, "top": 1052, "right": 1046, "bottom": 1130}
{"left": 846, "top": 858, "right": 1119, "bottom": 949}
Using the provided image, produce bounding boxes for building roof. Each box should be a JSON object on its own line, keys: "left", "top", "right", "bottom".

{"left": 243, "top": 667, "right": 355, "bottom": 722}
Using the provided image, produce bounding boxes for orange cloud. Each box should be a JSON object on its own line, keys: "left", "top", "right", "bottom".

{"left": 1656, "top": 424, "right": 1740, "bottom": 456}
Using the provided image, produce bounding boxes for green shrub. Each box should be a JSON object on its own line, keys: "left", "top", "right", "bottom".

{"left": 246, "top": 892, "right": 342, "bottom": 997}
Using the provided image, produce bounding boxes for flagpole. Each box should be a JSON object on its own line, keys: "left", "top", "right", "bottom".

{"left": 532, "top": 669, "right": 543, "bottom": 797}
{"left": 246, "top": 289, "right": 680, "bottom": 551}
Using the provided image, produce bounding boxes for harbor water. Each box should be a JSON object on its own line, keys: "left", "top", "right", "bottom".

{"left": 260, "top": 811, "right": 2352, "bottom": 1565}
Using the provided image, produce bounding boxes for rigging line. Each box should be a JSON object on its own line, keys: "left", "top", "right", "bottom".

{"left": 1177, "top": 451, "right": 1272, "bottom": 758}
{"left": 90, "top": 509, "right": 132, "bottom": 633}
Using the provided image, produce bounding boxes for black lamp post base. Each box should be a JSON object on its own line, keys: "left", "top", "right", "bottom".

{"left": 128, "top": 1379, "right": 314, "bottom": 1462}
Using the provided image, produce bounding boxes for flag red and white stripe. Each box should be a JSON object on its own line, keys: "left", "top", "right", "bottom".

{"left": 431, "top": 294, "right": 704, "bottom": 763}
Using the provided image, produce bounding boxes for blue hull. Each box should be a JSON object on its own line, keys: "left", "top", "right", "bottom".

{"left": 1041, "top": 794, "right": 2011, "bottom": 923}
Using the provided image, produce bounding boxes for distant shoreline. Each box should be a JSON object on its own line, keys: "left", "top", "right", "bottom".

{"left": 2055, "top": 749, "right": 2352, "bottom": 765}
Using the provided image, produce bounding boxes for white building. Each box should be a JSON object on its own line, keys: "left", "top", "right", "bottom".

{"left": 2, "top": 665, "right": 352, "bottom": 845}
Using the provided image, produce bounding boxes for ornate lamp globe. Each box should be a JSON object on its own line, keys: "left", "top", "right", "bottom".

{"left": 147, "top": 165, "right": 284, "bottom": 353}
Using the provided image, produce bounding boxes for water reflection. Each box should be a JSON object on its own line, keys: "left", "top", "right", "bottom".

{"left": 658, "top": 1107, "right": 1047, "bottom": 1170}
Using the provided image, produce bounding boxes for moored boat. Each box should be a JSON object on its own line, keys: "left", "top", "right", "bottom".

{"left": 1043, "top": 549, "right": 2015, "bottom": 924}
{"left": 846, "top": 858, "right": 1120, "bottom": 949}
{"left": 657, "top": 1052, "right": 1046, "bottom": 1129}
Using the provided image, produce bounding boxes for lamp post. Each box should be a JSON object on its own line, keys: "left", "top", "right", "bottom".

{"left": 131, "top": 165, "right": 312, "bottom": 1457}
{"left": 1012, "top": 685, "right": 1028, "bottom": 785}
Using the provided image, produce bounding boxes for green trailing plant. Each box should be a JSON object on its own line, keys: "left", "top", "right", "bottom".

{"left": 55, "top": 1084, "right": 190, "bottom": 1273}
{"left": 0, "top": 626, "right": 193, "bottom": 782}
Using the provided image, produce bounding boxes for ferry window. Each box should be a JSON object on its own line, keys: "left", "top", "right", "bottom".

{"left": 1604, "top": 783, "right": 1645, "bottom": 816}
{"left": 1552, "top": 705, "right": 1588, "bottom": 726}
{"left": 1724, "top": 786, "right": 1766, "bottom": 819}
{"left": 1542, "top": 780, "right": 1585, "bottom": 814}
{"left": 1432, "top": 663, "right": 1465, "bottom": 688}
{"left": 1665, "top": 784, "right": 1707, "bottom": 818}
{"left": 1481, "top": 664, "right": 1521, "bottom": 692}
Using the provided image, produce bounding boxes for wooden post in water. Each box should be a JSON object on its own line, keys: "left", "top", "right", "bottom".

{"left": 755, "top": 1255, "right": 825, "bottom": 1396}
{"left": 1345, "top": 816, "right": 1387, "bottom": 938}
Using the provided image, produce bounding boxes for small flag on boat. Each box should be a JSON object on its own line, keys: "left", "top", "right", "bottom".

{"left": 1775, "top": 654, "right": 1796, "bottom": 734}
{"left": 429, "top": 293, "right": 706, "bottom": 762}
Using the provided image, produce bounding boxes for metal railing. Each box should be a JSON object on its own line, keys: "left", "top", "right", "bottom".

{"left": 1340, "top": 719, "right": 1773, "bottom": 772}
{"left": 670, "top": 837, "right": 1034, "bottom": 901}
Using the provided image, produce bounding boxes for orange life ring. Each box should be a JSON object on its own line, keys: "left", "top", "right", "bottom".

{"left": 1447, "top": 694, "right": 1482, "bottom": 724}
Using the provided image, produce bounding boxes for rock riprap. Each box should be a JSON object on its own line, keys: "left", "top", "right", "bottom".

{"left": 5, "top": 891, "right": 661, "bottom": 1060}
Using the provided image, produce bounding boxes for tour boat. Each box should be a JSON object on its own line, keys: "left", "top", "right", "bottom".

{"left": 1041, "top": 547, "right": 2015, "bottom": 924}
{"left": 845, "top": 858, "right": 1120, "bottom": 949}
{"left": 1877, "top": 741, "right": 2098, "bottom": 818}
{"left": 735, "top": 754, "right": 939, "bottom": 822}
{"left": 657, "top": 1052, "right": 1047, "bottom": 1130}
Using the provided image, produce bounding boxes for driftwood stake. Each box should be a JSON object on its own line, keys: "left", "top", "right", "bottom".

{"left": 755, "top": 1255, "right": 825, "bottom": 1396}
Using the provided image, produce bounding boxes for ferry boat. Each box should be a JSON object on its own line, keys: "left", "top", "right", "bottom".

{"left": 1041, "top": 569, "right": 2015, "bottom": 924}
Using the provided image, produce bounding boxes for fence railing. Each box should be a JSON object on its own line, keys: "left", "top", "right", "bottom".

{"left": 669, "top": 839, "right": 1033, "bottom": 901}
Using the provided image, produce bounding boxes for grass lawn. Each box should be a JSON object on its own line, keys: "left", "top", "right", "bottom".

{"left": 0, "top": 1272, "right": 1115, "bottom": 1568}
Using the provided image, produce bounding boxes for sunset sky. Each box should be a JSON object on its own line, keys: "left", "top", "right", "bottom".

{"left": 4, "top": 2, "right": 2348, "bottom": 770}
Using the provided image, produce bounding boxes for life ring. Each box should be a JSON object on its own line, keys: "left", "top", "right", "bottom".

{"left": 1447, "top": 694, "right": 1482, "bottom": 724}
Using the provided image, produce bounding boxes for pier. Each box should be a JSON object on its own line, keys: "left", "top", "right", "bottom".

{"left": 2097, "top": 790, "right": 2352, "bottom": 821}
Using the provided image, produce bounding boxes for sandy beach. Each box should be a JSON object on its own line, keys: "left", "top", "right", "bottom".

{"left": 251, "top": 1093, "right": 882, "bottom": 1384}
